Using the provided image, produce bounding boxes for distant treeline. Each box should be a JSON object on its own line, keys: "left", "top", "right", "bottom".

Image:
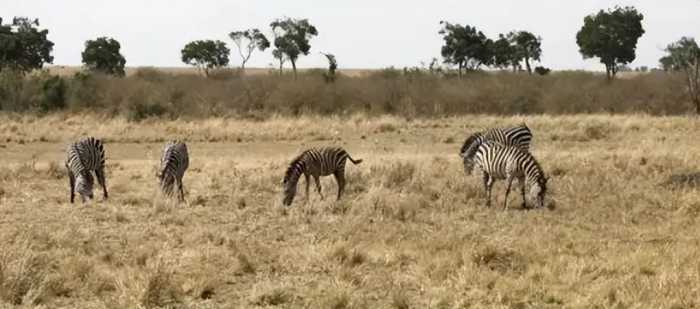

{"left": 0, "top": 6, "right": 698, "bottom": 116}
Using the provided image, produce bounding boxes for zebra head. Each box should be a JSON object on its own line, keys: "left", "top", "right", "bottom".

{"left": 462, "top": 157, "right": 475, "bottom": 175}
{"left": 75, "top": 173, "right": 95, "bottom": 202}
{"left": 282, "top": 159, "right": 303, "bottom": 207}
{"left": 529, "top": 175, "right": 548, "bottom": 208}
{"left": 281, "top": 177, "right": 297, "bottom": 206}
{"left": 459, "top": 133, "right": 482, "bottom": 159}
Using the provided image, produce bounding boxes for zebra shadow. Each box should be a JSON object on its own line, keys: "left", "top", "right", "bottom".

{"left": 662, "top": 172, "right": 700, "bottom": 189}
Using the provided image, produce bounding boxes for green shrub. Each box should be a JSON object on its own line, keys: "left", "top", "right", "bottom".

{"left": 38, "top": 75, "right": 66, "bottom": 112}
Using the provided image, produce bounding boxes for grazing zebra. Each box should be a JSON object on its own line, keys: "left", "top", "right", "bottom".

{"left": 158, "top": 141, "right": 189, "bottom": 202}
{"left": 472, "top": 141, "right": 548, "bottom": 210}
{"left": 282, "top": 147, "right": 363, "bottom": 206}
{"left": 65, "top": 137, "right": 108, "bottom": 203}
{"left": 460, "top": 124, "right": 532, "bottom": 174}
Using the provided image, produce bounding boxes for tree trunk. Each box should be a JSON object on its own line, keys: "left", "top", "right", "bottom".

{"left": 278, "top": 59, "right": 283, "bottom": 76}
{"left": 525, "top": 57, "right": 532, "bottom": 75}
{"left": 694, "top": 97, "right": 700, "bottom": 115}
{"left": 605, "top": 64, "right": 612, "bottom": 81}
{"left": 291, "top": 59, "right": 297, "bottom": 80}
{"left": 458, "top": 61, "right": 464, "bottom": 79}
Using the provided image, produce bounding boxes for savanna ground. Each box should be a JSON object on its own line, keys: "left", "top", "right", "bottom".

{"left": 1, "top": 113, "right": 700, "bottom": 308}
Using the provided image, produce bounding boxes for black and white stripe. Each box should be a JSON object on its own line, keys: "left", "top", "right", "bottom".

{"left": 472, "top": 141, "right": 548, "bottom": 210}
{"left": 282, "top": 147, "right": 363, "bottom": 206}
{"left": 158, "top": 141, "right": 189, "bottom": 202}
{"left": 460, "top": 124, "right": 532, "bottom": 174}
{"left": 65, "top": 137, "right": 108, "bottom": 203}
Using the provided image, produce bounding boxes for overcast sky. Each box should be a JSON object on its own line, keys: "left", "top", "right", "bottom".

{"left": 2, "top": 0, "right": 699, "bottom": 71}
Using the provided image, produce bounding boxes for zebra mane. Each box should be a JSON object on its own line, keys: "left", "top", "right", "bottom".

{"left": 522, "top": 147, "right": 546, "bottom": 184}
{"left": 459, "top": 132, "right": 483, "bottom": 158}
{"left": 283, "top": 152, "right": 306, "bottom": 184}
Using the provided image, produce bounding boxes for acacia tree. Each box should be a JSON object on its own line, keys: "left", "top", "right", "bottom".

{"left": 320, "top": 52, "right": 337, "bottom": 82}
{"left": 509, "top": 31, "right": 542, "bottom": 74}
{"left": 228, "top": 28, "right": 269, "bottom": 70}
{"left": 82, "top": 37, "right": 126, "bottom": 77}
{"left": 438, "top": 21, "right": 493, "bottom": 77}
{"left": 180, "top": 40, "right": 230, "bottom": 77}
{"left": 270, "top": 17, "right": 318, "bottom": 78}
{"left": 0, "top": 17, "right": 54, "bottom": 74}
{"left": 492, "top": 34, "right": 519, "bottom": 71}
{"left": 576, "top": 6, "right": 645, "bottom": 80}
{"left": 660, "top": 37, "right": 700, "bottom": 114}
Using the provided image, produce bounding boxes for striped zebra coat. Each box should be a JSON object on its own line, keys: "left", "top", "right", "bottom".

{"left": 158, "top": 141, "right": 189, "bottom": 202}
{"left": 65, "top": 137, "right": 108, "bottom": 203}
{"left": 460, "top": 124, "right": 532, "bottom": 175}
{"left": 473, "top": 141, "right": 548, "bottom": 210}
{"left": 282, "top": 147, "right": 362, "bottom": 206}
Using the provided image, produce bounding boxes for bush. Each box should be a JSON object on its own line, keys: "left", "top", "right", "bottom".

{"left": 535, "top": 66, "right": 551, "bottom": 75}
{"left": 38, "top": 75, "right": 66, "bottom": 112}
{"left": 0, "top": 70, "right": 28, "bottom": 111}
{"left": 126, "top": 101, "right": 168, "bottom": 122}
{"left": 67, "top": 71, "right": 101, "bottom": 109}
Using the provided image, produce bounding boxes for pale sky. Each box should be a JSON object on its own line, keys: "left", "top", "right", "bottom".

{"left": 2, "top": 0, "right": 699, "bottom": 71}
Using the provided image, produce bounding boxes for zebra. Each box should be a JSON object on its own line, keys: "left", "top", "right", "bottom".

{"left": 282, "top": 147, "right": 363, "bottom": 206}
{"left": 158, "top": 141, "right": 189, "bottom": 202}
{"left": 460, "top": 123, "right": 532, "bottom": 175}
{"left": 65, "top": 137, "right": 108, "bottom": 203}
{"left": 472, "top": 141, "right": 548, "bottom": 210}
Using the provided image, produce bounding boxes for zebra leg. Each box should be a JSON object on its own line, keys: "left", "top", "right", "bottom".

{"left": 177, "top": 178, "right": 185, "bottom": 203}
{"left": 96, "top": 168, "right": 108, "bottom": 200}
{"left": 68, "top": 169, "right": 76, "bottom": 204}
{"left": 520, "top": 179, "right": 528, "bottom": 209}
{"left": 334, "top": 171, "right": 346, "bottom": 201}
{"left": 504, "top": 176, "right": 514, "bottom": 211}
{"left": 304, "top": 173, "right": 310, "bottom": 203}
{"left": 313, "top": 175, "right": 324, "bottom": 200}
{"left": 482, "top": 172, "right": 493, "bottom": 207}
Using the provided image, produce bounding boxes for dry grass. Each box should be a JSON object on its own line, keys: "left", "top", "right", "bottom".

{"left": 46, "top": 66, "right": 376, "bottom": 78}
{"left": 2, "top": 113, "right": 700, "bottom": 308}
{"left": 1, "top": 68, "right": 695, "bottom": 117}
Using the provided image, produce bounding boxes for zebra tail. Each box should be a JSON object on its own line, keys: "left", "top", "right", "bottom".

{"left": 347, "top": 154, "right": 363, "bottom": 165}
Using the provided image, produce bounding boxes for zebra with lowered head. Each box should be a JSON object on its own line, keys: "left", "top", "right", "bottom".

{"left": 282, "top": 147, "right": 363, "bottom": 206}
{"left": 472, "top": 140, "right": 548, "bottom": 210}
{"left": 460, "top": 123, "right": 532, "bottom": 174}
{"left": 158, "top": 141, "right": 189, "bottom": 202}
{"left": 65, "top": 137, "right": 108, "bottom": 203}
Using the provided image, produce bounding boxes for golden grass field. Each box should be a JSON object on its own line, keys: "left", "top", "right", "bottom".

{"left": 1, "top": 113, "right": 700, "bottom": 308}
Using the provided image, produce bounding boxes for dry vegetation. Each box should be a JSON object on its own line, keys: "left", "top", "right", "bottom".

{"left": 1, "top": 113, "right": 700, "bottom": 308}
{"left": 0, "top": 68, "right": 695, "bottom": 119}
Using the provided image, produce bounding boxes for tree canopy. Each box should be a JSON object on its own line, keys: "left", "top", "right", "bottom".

{"left": 270, "top": 17, "right": 318, "bottom": 78}
{"left": 180, "top": 40, "right": 230, "bottom": 77}
{"left": 510, "top": 31, "right": 542, "bottom": 74}
{"left": 660, "top": 37, "right": 700, "bottom": 113}
{"left": 438, "top": 21, "right": 493, "bottom": 77}
{"left": 492, "top": 34, "right": 518, "bottom": 71}
{"left": 576, "top": 6, "right": 645, "bottom": 80}
{"left": 228, "top": 28, "right": 270, "bottom": 70}
{"left": 0, "top": 17, "right": 54, "bottom": 74}
{"left": 321, "top": 52, "right": 337, "bottom": 82}
{"left": 81, "top": 37, "right": 126, "bottom": 77}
